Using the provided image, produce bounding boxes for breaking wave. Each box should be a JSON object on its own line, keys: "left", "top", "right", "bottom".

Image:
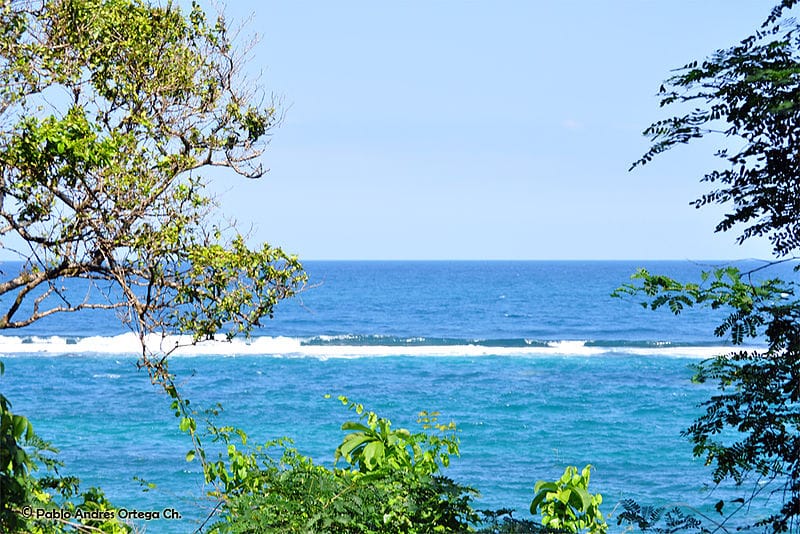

{"left": 0, "top": 333, "right": 752, "bottom": 359}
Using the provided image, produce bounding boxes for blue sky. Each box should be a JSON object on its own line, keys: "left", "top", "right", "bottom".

{"left": 213, "top": 2, "right": 776, "bottom": 260}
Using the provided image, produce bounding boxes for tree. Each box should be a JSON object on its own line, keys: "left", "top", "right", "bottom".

{"left": 615, "top": 267, "right": 799, "bottom": 532}
{"left": 631, "top": 0, "right": 800, "bottom": 258}
{"left": 622, "top": 1, "right": 800, "bottom": 532}
{"left": 0, "top": 0, "right": 306, "bottom": 372}
{"left": 0, "top": 0, "right": 306, "bottom": 530}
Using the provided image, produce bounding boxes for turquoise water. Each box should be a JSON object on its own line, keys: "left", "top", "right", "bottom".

{"left": 0, "top": 261, "right": 787, "bottom": 532}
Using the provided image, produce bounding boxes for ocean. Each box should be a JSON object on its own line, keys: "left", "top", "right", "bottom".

{"left": 0, "top": 260, "right": 787, "bottom": 532}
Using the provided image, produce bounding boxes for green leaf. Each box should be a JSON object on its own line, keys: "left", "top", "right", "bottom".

{"left": 12, "top": 414, "right": 28, "bottom": 439}
{"left": 534, "top": 480, "right": 558, "bottom": 494}
{"left": 179, "top": 417, "right": 192, "bottom": 433}
{"left": 335, "top": 434, "right": 370, "bottom": 461}
{"left": 530, "top": 492, "right": 547, "bottom": 515}
{"left": 362, "top": 440, "right": 384, "bottom": 470}
{"left": 340, "top": 421, "right": 371, "bottom": 432}
{"left": 569, "top": 487, "right": 592, "bottom": 512}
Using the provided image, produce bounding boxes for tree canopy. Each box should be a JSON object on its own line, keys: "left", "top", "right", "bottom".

{"left": 632, "top": 0, "right": 800, "bottom": 258}
{"left": 624, "top": 1, "right": 800, "bottom": 531}
{"left": 0, "top": 0, "right": 306, "bottom": 372}
{"left": 0, "top": 1, "right": 306, "bottom": 530}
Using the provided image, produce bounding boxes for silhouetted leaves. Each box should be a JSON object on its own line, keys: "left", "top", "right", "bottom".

{"left": 633, "top": 3, "right": 800, "bottom": 258}
{"left": 616, "top": 500, "right": 709, "bottom": 533}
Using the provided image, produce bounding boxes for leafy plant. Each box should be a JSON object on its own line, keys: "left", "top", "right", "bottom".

{"left": 0, "top": 362, "right": 130, "bottom": 533}
{"left": 334, "top": 395, "right": 460, "bottom": 477}
{"left": 185, "top": 397, "right": 479, "bottom": 533}
{"left": 530, "top": 465, "right": 607, "bottom": 534}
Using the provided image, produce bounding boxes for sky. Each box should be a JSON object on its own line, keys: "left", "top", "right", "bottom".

{"left": 207, "top": 1, "right": 784, "bottom": 261}
{"left": 129, "top": 3, "right": 800, "bottom": 259}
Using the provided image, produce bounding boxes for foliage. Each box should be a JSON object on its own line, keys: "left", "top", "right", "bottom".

{"left": 616, "top": 266, "right": 799, "bottom": 532}
{"left": 625, "top": 1, "right": 800, "bottom": 532}
{"left": 0, "top": 0, "right": 306, "bottom": 375}
{"left": 613, "top": 266, "right": 792, "bottom": 343}
{"left": 0, "top": 363, "right": 129, "bottom": 533}
{"left": 180, "top": 398, "right": 479, "bottom": 533}
{"left": 631, "top": 0, "right": 800, "bottom": 257}
{"left": 333, "top": 395, "right": 460, "bottom": 476}
{"left": 529, "top": 465, "right": 607, "bottom": 534}
{"left": 476, "top": 508, "right": 560, "bottom": 533}
{"left": 616, "top": 264, "right": 800, "bottom": 532}
{"left": 0, "top": 0, "right": 306, "bottom": 530}
{"left": 615, "top": 500, "right": 710, "bottom": 533}
{"left": 214, "top": 459, "right": 478, "bottom": 534}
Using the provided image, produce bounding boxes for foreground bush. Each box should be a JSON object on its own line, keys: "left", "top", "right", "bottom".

{"left": 201, "top": 397, "right": 479, "bottom": 533}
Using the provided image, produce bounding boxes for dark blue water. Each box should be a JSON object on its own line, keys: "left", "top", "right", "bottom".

{"left": 0, "top": 260, "right": 790, "bottom": 532}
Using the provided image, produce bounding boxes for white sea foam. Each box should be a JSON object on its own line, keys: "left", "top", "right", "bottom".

{"left": 0, "top": 334, "right": 754, "bottom": 359}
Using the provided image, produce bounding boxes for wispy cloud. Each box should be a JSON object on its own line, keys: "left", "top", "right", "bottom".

{"left": 562, "top": 118, "right": 585, "bottom": 131}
